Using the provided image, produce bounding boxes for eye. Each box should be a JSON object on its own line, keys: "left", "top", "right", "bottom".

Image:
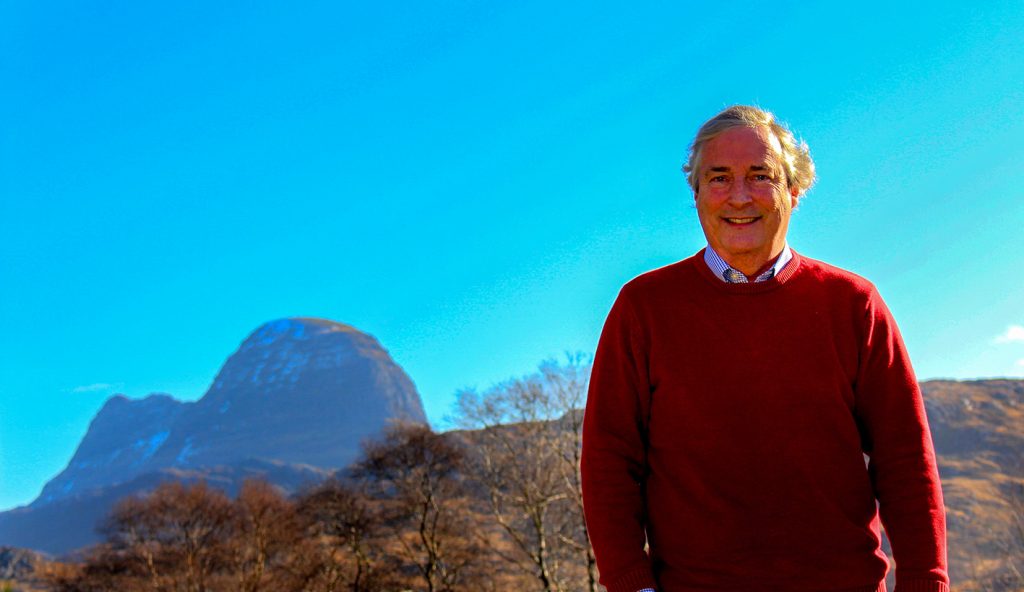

{"left": 751, "top": 174, "right": 771, "bottom": 182}
{"left": 709, "top": 175, "right": 729, "bottom": 184}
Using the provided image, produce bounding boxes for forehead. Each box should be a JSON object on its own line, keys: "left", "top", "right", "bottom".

{"left": 700, "top": 126, "right": 784, "bottom": 170}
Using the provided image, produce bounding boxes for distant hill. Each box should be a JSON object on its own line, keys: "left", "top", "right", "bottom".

{"left": 920, "top": 379, "right": 1024, "bottom": 589}
{"left": 0, "top": 318, "right": 427, "bottom": 556}
{"left": 0, "top": 546, "right": 48, "bottom": 592}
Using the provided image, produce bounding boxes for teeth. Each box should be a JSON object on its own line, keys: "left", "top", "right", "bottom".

{"left": 726, "top": 217, "right": 757, "bottom": 224}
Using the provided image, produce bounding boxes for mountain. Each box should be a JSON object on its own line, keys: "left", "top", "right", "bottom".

{"left": 0, "top": 318, "right": 427, "bottom": 555}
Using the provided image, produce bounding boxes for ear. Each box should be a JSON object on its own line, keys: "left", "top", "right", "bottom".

{"left": 789, "top": 186, "right": 800, "bottom": 208}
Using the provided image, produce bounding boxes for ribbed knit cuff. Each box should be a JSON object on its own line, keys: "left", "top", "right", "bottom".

{"left": 836, "top": 579, "right": 947, "bottom": 592}
{"left": 605, "top": 565, "right": 658, "bottom": 592}
{"left": 835, "top": 582, "right": 885, "bottom": 592}
{"left": 895, "top": 579, "right": 949, "bottom": 592}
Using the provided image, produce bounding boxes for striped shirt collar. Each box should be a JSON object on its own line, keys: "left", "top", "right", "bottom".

{"left": 703, "top": 243, "right": 793, "bottom": 283}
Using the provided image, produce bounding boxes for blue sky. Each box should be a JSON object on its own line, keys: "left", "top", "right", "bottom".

{"left": 2, "top": 1, "right": 1023, "bottom": 511}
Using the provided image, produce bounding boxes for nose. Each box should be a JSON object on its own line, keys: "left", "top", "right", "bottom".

{"left": 727, "top": 177, "right": 753, "bottom": 206}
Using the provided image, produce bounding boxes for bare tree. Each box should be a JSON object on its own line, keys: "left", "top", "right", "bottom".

{"left": 101, "top": 480, "right": 234, "bottom": 592}
{"left": 101, "top": 494, "right": 167, "bottom": 590}
{"left": 455, "top": 354, "right": 597, "bottom": 592}
{"left": 354, "top": 422, "right": 481, "bottom": 592}
{"left": 155, "top": 481, "right": 233, "bottom": 592}
{"left": 293, "top": 477, "right": 395, "bottom": 592}
{"left": 228, "top": 480, "right": 300, "bottom": 592}
{"left": 540, "top": 355, "right": 599, "bottom": 592}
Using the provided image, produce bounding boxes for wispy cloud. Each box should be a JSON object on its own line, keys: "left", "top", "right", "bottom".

{"left": 1016, "top": 359, "right": 1024, "bottom": 368}
{"left": 994, "top": 325, "right": 1024, "bottom": 344}
{"left": 71, "top": 382, "right": 116, "bottom": 393}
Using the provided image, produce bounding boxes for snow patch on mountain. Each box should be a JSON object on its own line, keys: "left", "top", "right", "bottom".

{"left": 246, "top": 318, "right": 309, "bottom": 349}
{"left": 134, "top": 431, "right": 169, "bottom": 461}
{"left": 175, "top": 438, "right": 195, "bottom": 465}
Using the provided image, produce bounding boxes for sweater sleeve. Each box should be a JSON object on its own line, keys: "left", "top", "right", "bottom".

{"left": 581, "top": 289, "right": 658, "bottom": 592}
{"left": 854, "top": 288, "right": 949, "bottom": 592}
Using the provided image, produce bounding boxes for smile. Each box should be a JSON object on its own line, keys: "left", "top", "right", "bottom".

{"left": 723, "top": 217, "right": 760, "bottom": 225}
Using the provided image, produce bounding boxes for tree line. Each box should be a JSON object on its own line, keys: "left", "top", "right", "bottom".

{"left": 45, "top": 356, "right": 601, "bottom": 592}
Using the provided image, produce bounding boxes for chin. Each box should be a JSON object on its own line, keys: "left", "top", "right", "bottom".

{"left": 719, "top": 243, "right": 763, "bottom": 256}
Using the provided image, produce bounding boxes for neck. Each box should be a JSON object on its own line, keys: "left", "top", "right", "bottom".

{"left": 720, "top": 246, "right": 786, "bottom": 277}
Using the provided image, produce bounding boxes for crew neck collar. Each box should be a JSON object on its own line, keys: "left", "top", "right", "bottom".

{"left": 693, "top": 248, "right": 803, "bottom": 294}
{"left": 703, "top": 243, "right": 793, "bottom": 283}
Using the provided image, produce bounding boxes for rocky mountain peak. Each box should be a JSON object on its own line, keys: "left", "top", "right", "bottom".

{"left": 34, "top": 393, "right": 188, "bottom": 506}
{"left": 204, "top": 318, "right": 396, "bottom": 405}
{"left": 155, "top": 317, "right": 428, "bottom": 470}
{"left": 24, "top": 318, "right": 427, "bottom": 512}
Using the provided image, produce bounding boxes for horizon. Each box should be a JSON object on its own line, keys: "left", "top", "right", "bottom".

{"left": 3, "top": 0, "right": 1023, "bottom": 511}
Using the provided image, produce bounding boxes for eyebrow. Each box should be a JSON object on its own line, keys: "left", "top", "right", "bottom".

{"left": 705, "top": 164, "right": 770, "bottom": 174}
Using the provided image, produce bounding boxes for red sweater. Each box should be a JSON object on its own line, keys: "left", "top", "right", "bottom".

{"left": 581, "top": 251, "right": 948, "bottom": 592}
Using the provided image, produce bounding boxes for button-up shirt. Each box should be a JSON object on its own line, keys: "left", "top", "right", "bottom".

{"left": 703, "top": 243, "right": 793, "bottom": 283}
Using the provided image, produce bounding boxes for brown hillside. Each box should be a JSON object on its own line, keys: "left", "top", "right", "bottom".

{"left": 922, "top": 379, "right": 1024, "bottom": 591}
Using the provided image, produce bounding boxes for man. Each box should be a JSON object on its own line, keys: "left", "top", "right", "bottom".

{"left": 581, "top": 106, "right": 948, "bottom": 592}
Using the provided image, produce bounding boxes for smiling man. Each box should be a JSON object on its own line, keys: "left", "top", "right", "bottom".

{"left": 581, "top": 106, "right": 949, "bottom": 592}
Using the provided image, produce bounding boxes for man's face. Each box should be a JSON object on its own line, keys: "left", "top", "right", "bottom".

{"left": 695, "top": 125, "right": 799, "bottom": 275}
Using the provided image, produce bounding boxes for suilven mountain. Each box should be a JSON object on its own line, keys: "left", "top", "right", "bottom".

{"left": 0, "top": 318, "right": 427, "bottom": 555}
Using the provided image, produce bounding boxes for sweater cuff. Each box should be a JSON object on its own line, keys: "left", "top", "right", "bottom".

{"left": 605, "top": 565, "right": 657, "bottom": 592}
{"left": 895, "top": 579, "right": 949, "bottom": 592}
